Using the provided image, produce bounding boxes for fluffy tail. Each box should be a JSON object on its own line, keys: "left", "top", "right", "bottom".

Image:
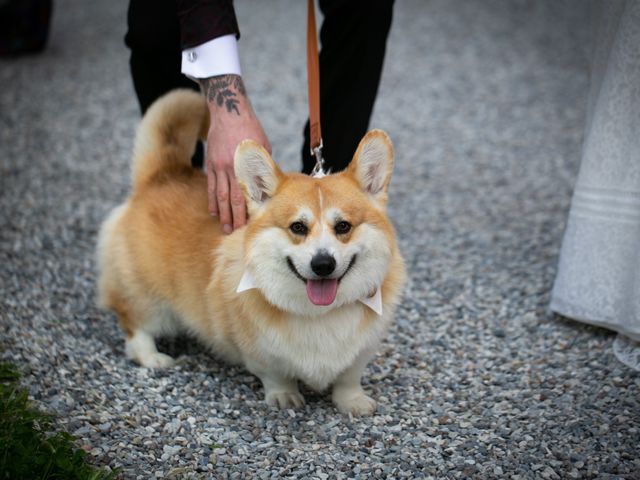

{"left": 131, "top": 89, "right": 209, "bottom": 190}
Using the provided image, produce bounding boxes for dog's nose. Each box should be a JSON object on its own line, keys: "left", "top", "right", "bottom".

{"left": 310, "top": 252, "right": 336, "bottom": 277}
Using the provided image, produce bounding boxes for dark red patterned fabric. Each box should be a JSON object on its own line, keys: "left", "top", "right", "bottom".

{"left": 176, "top": 0, "right": 240, "bottom": 49}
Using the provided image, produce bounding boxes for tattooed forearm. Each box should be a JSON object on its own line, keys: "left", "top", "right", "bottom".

{"left": 200, "top": 74, "right": 247, "bottom": 115}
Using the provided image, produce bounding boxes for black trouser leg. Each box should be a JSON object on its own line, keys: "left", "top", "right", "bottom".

{"left": 125, "top": 0, "right": 204, "bottom": 167}
{"left": 301, "top": 0, "right": 394, "bottom": 174}
{"left": 129, "top": 50, "right": 198, "bottom": 114}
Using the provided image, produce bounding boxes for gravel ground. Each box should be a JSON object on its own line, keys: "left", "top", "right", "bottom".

{"left": 1, "top": 0, "right": 639, "bottom": 478}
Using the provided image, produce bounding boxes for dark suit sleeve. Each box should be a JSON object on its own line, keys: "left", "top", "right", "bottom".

{"left": 176, "top": 0, "right": 240, "bottom": 49}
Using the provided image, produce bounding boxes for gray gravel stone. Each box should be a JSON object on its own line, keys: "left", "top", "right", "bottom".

{"left": 1, "top": 0, "right": 639, "bottom": 478}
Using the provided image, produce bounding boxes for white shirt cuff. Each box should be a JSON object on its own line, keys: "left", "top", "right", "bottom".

{"left": 181, "top": 34, "right": 242, "bottom": 79}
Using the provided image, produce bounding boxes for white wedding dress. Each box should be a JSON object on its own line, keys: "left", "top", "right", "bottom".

{"left": 550, "top": 1, "right": 640, "bottom": 369}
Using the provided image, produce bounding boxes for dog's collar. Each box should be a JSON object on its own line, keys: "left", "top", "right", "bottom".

{"left": 236, "top": 269, "right": 383, "bottom": 315}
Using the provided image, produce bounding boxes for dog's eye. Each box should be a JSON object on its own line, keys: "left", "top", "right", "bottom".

{"left": 334, "top": 221, "right": 352, "bottom": 235}
{"left": 289, "top": 222, "right": 308, "bottom": 235}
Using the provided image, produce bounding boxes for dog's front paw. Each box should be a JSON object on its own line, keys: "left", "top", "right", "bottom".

{"left": 265, "top": 390, "right": 305, "bottom": 409}
{"left": 333, "top": 388, "right": 377, "bottom": 416}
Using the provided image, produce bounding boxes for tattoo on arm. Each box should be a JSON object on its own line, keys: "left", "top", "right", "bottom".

{"left": 200, "top": 75, "right": 247, "bottom": 115}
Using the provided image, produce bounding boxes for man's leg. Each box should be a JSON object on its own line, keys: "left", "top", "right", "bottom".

{"left": 301, "top": 0, "right": 394, "bottom": 174}
{"left": 125, "top": 0, "right": 203, "bottom": 167}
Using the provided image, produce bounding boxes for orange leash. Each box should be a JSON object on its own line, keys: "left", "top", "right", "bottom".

{"left": 307, "top": 0, "right": 324, "bottom": 174}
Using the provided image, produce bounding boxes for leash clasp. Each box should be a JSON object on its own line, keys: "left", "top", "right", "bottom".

{"left": 310, "top": 139, "right": 325, "bottom": 177}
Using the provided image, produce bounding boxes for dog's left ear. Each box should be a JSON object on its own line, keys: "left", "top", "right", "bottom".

{"left": 348, "top": 130, "right": 394, "bottom": 205}
{"left": 234, "top": 140, "right": 283, "bottom": 212}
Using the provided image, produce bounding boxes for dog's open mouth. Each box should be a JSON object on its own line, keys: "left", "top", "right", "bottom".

{"left": 287, "top": 256, "right": 357, "bottom": 306}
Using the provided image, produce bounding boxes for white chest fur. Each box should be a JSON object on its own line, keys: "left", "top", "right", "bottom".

{"left": 253, "top": 304, "right": 390, "bottom": 391}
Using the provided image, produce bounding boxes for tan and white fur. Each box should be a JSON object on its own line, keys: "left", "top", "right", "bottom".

{"left": 96, "top": 90, "right": 405, "bottom": 415}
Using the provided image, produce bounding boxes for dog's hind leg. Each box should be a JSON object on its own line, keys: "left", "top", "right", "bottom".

{"left": 125, "top": 329, "right": 175, "bottom": 368}
{"left": 107, "top": 291, "right": 176, "bottom": 369}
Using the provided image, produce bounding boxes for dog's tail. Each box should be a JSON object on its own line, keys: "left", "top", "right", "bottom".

{"left": 131, "top": 89, "right": 209, "bottom": 190}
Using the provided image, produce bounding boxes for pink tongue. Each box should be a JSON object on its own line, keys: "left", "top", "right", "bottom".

{"left": 306, "top": 279, "right": 338, "bottom": 306}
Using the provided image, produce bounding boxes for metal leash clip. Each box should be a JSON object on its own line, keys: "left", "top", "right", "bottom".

{"left": 310, "top": 139, "right": 325, "bottom": 177}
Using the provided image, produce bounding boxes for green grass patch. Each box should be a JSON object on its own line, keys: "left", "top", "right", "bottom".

{"left": 0, "top": 362, "right": 119, "bottom": 480}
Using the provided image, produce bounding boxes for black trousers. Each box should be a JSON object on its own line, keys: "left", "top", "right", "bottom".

{"left": 125, "top": 0, "right": 394, "bottom": 173}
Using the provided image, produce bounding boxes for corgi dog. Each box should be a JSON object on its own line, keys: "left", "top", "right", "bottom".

{"left": 96, "top": 90, "right": 405, "bottom": 415}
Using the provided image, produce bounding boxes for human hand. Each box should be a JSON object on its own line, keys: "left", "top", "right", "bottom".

{"left": 200, "top": 74, "right": 271, "bottom": 233}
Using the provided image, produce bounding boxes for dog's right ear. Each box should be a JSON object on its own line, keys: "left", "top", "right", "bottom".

{"left": 347, "top": 129, "right": 394, "bottom": 206}
{"left": 234, "top": 140, "right": 283, "bottom": 212}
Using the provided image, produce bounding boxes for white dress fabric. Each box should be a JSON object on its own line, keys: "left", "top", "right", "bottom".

{"left": 550, "top": 1, "right": 640, "bottom": 369}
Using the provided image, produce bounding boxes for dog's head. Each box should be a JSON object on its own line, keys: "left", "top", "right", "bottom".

{"left": 234, "top": 130, "right": 397, "bottom": 315}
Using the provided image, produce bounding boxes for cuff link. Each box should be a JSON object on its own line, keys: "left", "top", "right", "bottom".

{"left": 187, "top": 50, "right": 198, "bottom": 62}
